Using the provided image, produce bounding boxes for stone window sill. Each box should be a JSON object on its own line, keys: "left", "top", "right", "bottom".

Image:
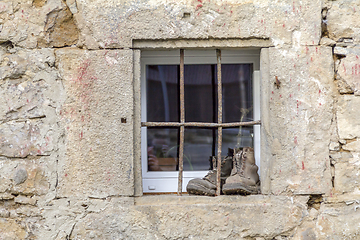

{"left": 134, "top": 194, "right": 298, "bottom": 206}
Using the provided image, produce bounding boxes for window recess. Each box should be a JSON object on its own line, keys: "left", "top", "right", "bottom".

{"left": 141, "top": 49, "right": 261, "bottom": 196}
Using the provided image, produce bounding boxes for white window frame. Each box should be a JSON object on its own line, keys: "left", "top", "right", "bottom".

{"left": 141, "top": 49, "right": 261, "bottom": 193}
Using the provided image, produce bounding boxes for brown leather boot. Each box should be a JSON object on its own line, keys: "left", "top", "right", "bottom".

{"left": 222, "top": 147, "right": 260, "bottom": 195}
{"left": 186, "top": 154, "right": 233, "bottom": 196}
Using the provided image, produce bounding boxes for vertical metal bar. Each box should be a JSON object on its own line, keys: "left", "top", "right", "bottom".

{"left": 216, "top": 49, "right": 222, "bottom": 196}
{"left": 178, "top": 49, "right": 185, "bottom": 195}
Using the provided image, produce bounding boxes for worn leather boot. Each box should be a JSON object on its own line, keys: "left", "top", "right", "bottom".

{"left": 222, "top": 147, "right": 260, "bottom": 195}
{"left": 186, "top": 154, "right": 233, "bottom": 196}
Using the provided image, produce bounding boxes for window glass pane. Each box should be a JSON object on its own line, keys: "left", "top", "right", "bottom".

{"left": 222, "top": 64, "right": 253, "bottom": 123}
{"left": 221, "top": 127, "right": 254, "bottom": 153}
{"left": 146, "top": 65, "right": 179, "bottom": 122}
{"left": 184, "top": 65, "right": 216, "bottom": 122}
{"left": 182, "top": 127, "right": 254, "bottom": 172}
{"left": 147, "top": 128, "right": 178, "bottom": 171}
{"left": 184, "top": 128, "right": 213, "bottom": 171}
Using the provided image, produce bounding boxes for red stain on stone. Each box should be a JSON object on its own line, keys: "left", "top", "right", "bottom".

{"left": 272, "top": 91, "right": 274, "bottom": 94}
{"left": 289, "top": 94, "right": 292, "bottom": 98}
{"left": 319, "top": 89, "right": 321, "bottom": 94}
{"left": 294, "top": 136, "right": 298, "bottom": 144}
{"left": 302, "top": 161, "right": 305, "bottom": 170}
{"left": 280, "top": 94, "right": 282, "bottom": 98}
{"left": 197, "top": 0, "right": 202, "bottom": 2}
{"left": 196, "top": 4, "right": 203, "bottom": 10}
{"left": 283, "top": 24, "right": 285, "bottom": 28}
{"left": 80, "top": 131, "right": 83, "bottom": 139}
{"left": 65, "top": 173, "right": 68, "bottom": 177}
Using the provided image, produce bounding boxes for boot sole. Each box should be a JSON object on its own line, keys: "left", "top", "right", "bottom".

{"left": 186, "top": 183, "right": 216, "bottom": 196}
{"left": 222, "top": 183, "right": 259, "bottom": 195}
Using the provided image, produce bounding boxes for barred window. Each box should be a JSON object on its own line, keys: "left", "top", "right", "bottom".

{"left": 141, "top": 49, "right": 260, "bottom": 195}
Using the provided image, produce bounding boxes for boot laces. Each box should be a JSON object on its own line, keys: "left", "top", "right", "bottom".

{"left": 204, "top": 170, "right": 215, "bottom": 178}
{"left": 234, "top": 150, "right": 245, "bottom": 175}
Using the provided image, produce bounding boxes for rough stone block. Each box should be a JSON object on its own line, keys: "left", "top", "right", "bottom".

{"left": 56, "top": 48, "right": 134, "bottom": 198}
{"left": 327, "top": 1, "right": 360, "bottom": 43}
{"left": 0, "top": 160, "right": 51, "bottom": 196}
{"left": 0, "top": 0, "right": 78, "bottom": 48}
{"left": 69, "top": 195, "right": 309, "bottom": 239}
{"left": 0, "top": 120, "right": 54, "bottom": 158}
{"left": 14, "top": 195, "right": 37, "bottom": 206}
{"left": 0, "top": 218, "right": 27, "bottom": 240}
{"left": 75, "top": 0, "right": 321, "bottom": 49}
{"left": 331, "top": 144, "right": 360, "bottom": 193}
{"left": 316, "top": 202, "right": 360, "bottom": 239}
{"left": 335, "top": 47, "right": 360, "bottom": 95}
{"left": 337, "top": 95, "right": 360, "bottom": 139}
{"left": 262, "top": 46, "right": 334, "bottom": 195}
{"left": 343, "top": 139, "right": 360, "bottom": 152}
{"left": 334, "top": 160, "right": 360, "bottom": 194}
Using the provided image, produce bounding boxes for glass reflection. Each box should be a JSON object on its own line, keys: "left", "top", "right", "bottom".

{"left": 146, "top": 63, "right": 254, "bottom": 172}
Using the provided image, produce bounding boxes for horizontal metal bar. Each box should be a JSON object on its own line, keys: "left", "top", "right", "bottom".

{"left": 141, "top": 120, "right": 261, "bottom": 128}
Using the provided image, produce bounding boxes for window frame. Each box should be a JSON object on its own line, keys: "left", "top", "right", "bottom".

{"left": 141, "top": 49, "right": 261, "bottom": 194}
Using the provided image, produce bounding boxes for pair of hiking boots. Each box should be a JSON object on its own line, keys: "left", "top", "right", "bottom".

{"left": 186, "top": 147, "right": 260, "bottom": 196}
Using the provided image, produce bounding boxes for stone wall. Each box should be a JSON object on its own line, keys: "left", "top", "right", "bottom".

{"left": 1, "top": 0, "right": 360, "bottom": 239}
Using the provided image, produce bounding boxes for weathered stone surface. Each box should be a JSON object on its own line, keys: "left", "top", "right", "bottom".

{"left": 334, "top": 160, "right": 360, "bottom": 194}
{"left": 329, "top": 141, "right": 340, "bottom": 151}
{"left": 320, "top": 37, "right": 336, "bottom": 46}
{"left": 14, "top": 195, "right": 37, "bottom": 205}
{"left": 0, "top": 0, "right": 79, "bottom": 48}
{"left": 0, "top": 0, "right": 360, "bottom": 238}
{"left": 75, "top": 0, "right": 321, "bottom": 49}
{"left": 70, "top": 195, "right": 309, "bottom": 239}
{"left": 337, "top": 95, "right": 360, "bottom": 139}
{"left": 0, "top": 160, "right": 50, "bottom": 196}
{"left": 38, "top": 3, "right": 79, "bottom": 47}
{"left": 327, "top": 1, "right": 360, "bottom": 43}
{"left": 331, "top": 147, "right": 360, "bottom": 193}
{"left": 335, "top": 47, "right": 360, "bottom": 95}
{"left": 343, "top": 139, "right": 360, "bottom": 152}
{"left": 13, "top": 168, "right": 28, "bottom": 185}
{"left": 0, "top": 48, "right": 64, "bottom": 165}
{"left": 0, "top": 218, "right": 27, "bottom": 240}
{"left": 56, "top": 48, "right": 134, "bottom": 198}
{"left": 262, "top": 46, "right": 334, "bottom": 195}
{"left": 317, "top": 202, "right": 360, "bottom": 239}
{"left": 0, "top": 120, "right": 54, "bottom": 158}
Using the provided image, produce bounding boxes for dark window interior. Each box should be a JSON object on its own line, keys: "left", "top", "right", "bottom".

{"left": 146, "top": 64, "right": 254, "bottom": 171}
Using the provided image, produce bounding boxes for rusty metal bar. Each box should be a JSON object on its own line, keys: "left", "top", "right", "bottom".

{"left": 141, "top": 120, "right": 261, "bottom": 128}
{"left": 216, "top": 49, "right": 222, "bottom": 196}
{"left": 178, "top": 49, "right": 185, "bottom": 195}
